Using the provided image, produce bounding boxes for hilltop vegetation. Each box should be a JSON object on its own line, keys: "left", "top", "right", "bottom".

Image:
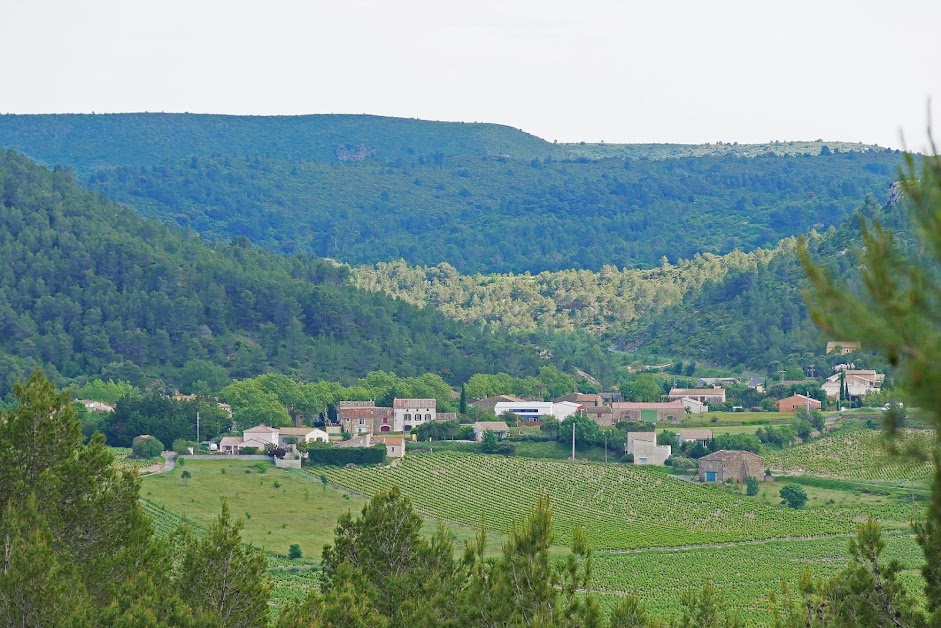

{"left": 88, "top": 150, "right": 901, "bottom": 273}
{"left": 0, "top": 113, "right": 902, "bottom": 273}
{"left": 0, "top": 150, "right": 549, "bottom": 396}
{"left": 563, "top": 140, "right": 885, "bottom": 160}
{"left": 0, "top": 113, "right": 559, "bottom": 174}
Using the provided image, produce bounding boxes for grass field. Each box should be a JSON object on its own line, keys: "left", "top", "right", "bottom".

{"left": 317, "top": 452, "right": 908, "bottom": 550}
{"left": 140, "top": 458, "right": 506, "bottom": 559}
{"left": 766, "top": 429, "right": 935, "bottom": 482}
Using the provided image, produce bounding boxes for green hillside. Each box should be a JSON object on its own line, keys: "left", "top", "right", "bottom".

{"left": 0, "top": 149, "right": 548, "bottom": 396}
{"left": 0, "top": 113, "right": 560, "bottom": 174}
{"left": 88, "top": 150, "right": 901, "bottom": 273}
{"left": 317, "top": 451, "right": 901, "bottom": 550}
{"left": 347, "top": 194, "right": 913, "bottom": 369}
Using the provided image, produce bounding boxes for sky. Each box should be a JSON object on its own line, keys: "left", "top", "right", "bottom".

{"left": 1, "top": 0, "right": 939, "bottom": 150}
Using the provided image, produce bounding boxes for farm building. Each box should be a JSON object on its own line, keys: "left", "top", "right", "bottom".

{"left": 668, "top": 388, "right": 726, "bottom": 404}
{"left": 277, "top": 427, "right": 329, "bottom": 448}
{"left": 775, "top": 394, "right": 822, "bottom": 413}
{"left": 677, "top": 428, "right": 713, "bottom": 446}
{"left": 610, "top": 401, "right": 684, "bottom": 423}
{"left": 625, "top": 432, "right": 671, "bottom": 466}
{"left": 698, "top": 450, "right": 765, "bottom": 483}
{"left": 334, "top": 434, "right": 404, "bottom": 459}
{"left": 493, "top": 401, "right": 554, "bottom": 423}
{"left": 472, "top": 421, "right": 511, "bottom": 441}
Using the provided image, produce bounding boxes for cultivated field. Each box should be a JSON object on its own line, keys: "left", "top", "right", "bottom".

{"left": 766, "top": 429, "right": 935, "bottom": 481}
{"left": 591, "top": 534, "right": 925, "bottom": 623}
{"left": 317, "top": 452, "right": 901, "bottom": 549}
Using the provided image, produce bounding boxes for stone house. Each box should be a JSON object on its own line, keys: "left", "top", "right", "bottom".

{"left": 338, "top": 402, "right": 394, "bottom": 435}
{"left": 393, "top": 398, "right": 436, "bottom": 432}
{"left": 698, "top": 450, "right": 765, "bottom": 483}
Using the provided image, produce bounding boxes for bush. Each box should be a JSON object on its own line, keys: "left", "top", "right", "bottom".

{"left": 288, "top": 544, "right": 302, "bottom": 560}
{"left": 240, "top": 446, "right": 260, "bottom": 455}
{"left": 254, "top": 462, "right": 268, "bottom": 474}
{"left": 621, "top": 454, "right": 634, "bottom": 464}
{"left": 171, "top": 438, "right": 196, "bottom": 455}
{"left": 480, "top": 430, "right": 498, "bottom": 454}
{"left": 746, "top": 476, "right": 760, "bottom": 496}
{"left": 267, "top": 447, "right": 288, "bottom": 459}
{"left": 131, "top": 435, "right": 164, "bottom": 459}
{"left": 494, "top": 442, "right": 515, "bottom": 456}
{"left": 180, "top": 470, "right": 191, "bottom": 481}
{"left": 780, "top": 484, "right": 808, "bottom": 509}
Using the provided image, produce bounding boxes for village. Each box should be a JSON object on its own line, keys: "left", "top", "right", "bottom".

{"left": 100, "top": 342, "right": 885, "bottom": 487}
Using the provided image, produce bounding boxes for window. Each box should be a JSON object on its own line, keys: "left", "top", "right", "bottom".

{"left": 404, "top": 413, "right": 411, "bottom": 420}
{"left": 383, "top": 417, "right": 388, "bottom": 424}
{"left": 358, "top": 418, "right": 364, "bottom": 425}
{"left": 425, "top": 413, "right": 431, "bottom": 420}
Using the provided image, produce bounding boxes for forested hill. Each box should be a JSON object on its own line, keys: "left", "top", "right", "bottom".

{"left": 0, "top": 113, "right": 560, "bottom": 173}
{"left": 625, "top": 194, "right": 911, "bottom": 369}
{"left": 87, "top": 150, "right": 902, "bottom": 273}
{"left": 0, "top": 149, "right": 548, "bottom": 396}
{"left": 349, "top": 193, "right": 910, "bottom": 371}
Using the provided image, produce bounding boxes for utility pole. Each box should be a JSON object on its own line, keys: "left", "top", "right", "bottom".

{"left": 571, "top": 422, "right": 576, "bottom": 461}
{"left": 196, "top": 411, "right": 200, "bottom": 444}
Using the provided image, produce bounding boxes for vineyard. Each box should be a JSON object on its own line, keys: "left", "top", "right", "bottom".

{"left": 317, "top": 452, "right": 887, "bottom": 549}
{"left": 591, "top": 534, "right": 925, "bottom": 623}
{"left": 766, "top": 429, "right": 935, "bottom": 481}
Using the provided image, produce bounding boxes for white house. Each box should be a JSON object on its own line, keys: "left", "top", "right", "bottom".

{"left": 493, "top": 401, "right": 555, "bottom": 422}
{"left": 625, "top": 432, "right": 671, "bottom": 466}
{"left": 393, "top": 398, "right": 436, "bottom": 432}
{"left": 278, "top": 427, "right": 329, "bottom": 448}
{"left": 242, "top": 424, "right": 280, "bottom": 446}
{"left": 679, "top": 397, "right": 708, "bottom": 414}
{"left": 220, "top": 424, "right": 328, "bottom": 454}
{"left": 494, "top": 401, "right": 584, "bottom": 423}
{"left": 552, "top": 401, "right": 584, "bottom": 420}
{"left": 822, "top": 370, "right": 884, "bottom": 399}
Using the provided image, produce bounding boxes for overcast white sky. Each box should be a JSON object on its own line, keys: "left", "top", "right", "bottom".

{"left": 1, "top": 0, "right": 939, "bottom": 149}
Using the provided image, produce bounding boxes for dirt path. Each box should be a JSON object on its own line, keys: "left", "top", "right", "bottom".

{"left": 140, "top": 452, "right": 176, "bottom": 475}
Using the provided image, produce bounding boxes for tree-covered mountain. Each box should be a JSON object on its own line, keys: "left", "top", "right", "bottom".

{"left": 0, "top": 113, "right": 903, "bottom": 274}
{"left": 0, "top": 113, "right": 560, "bottom": 174}
{"left": 87, "top": 149, "right": 901, "bottom": 273}
{"left": 0, "top": 149, "right": 552, "bottom": 396}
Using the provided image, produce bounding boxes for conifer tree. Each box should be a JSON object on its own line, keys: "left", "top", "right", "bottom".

{"left": 178, "top": 500, "right": 270, "bottom": 627}
{"left": 800, "top": 142, "right": 941, "bottom": 621}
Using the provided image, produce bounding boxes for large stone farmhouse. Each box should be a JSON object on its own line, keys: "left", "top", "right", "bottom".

{"left": 337, "top": 398, "right": 437, "bottom": 435}
{"left": 821, "top": 369, "right": 884, "bottom": 400}
{"left": 338, "top": 401, "right": 395, "bottom": 435}
{"left": 698, "top": 450, "right": 765, "bottom": 483}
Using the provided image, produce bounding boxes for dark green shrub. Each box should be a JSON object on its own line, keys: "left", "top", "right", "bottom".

{"left": 131, "top": 435, "right": 164, "bottom": 459}
{"left": 288, "top": 544, "right": 302, "bottom": 560}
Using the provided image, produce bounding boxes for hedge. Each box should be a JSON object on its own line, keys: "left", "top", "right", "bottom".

{"left": 306, "top": 444, "right": 386, "bottom": 466}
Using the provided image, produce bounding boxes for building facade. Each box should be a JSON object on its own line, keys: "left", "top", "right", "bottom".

{"left": 698, "top": 450, "right": 765, "bottom": 483}
{"left": 393, "top": 398, "right": 436, "bottom": 432}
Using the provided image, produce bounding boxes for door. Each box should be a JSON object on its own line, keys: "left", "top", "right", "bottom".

{"left": 706, "top": 471, "right": 717, "bottom": 482}
{"left": 640, "top": 409, "right": 657, "bottom": 423}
